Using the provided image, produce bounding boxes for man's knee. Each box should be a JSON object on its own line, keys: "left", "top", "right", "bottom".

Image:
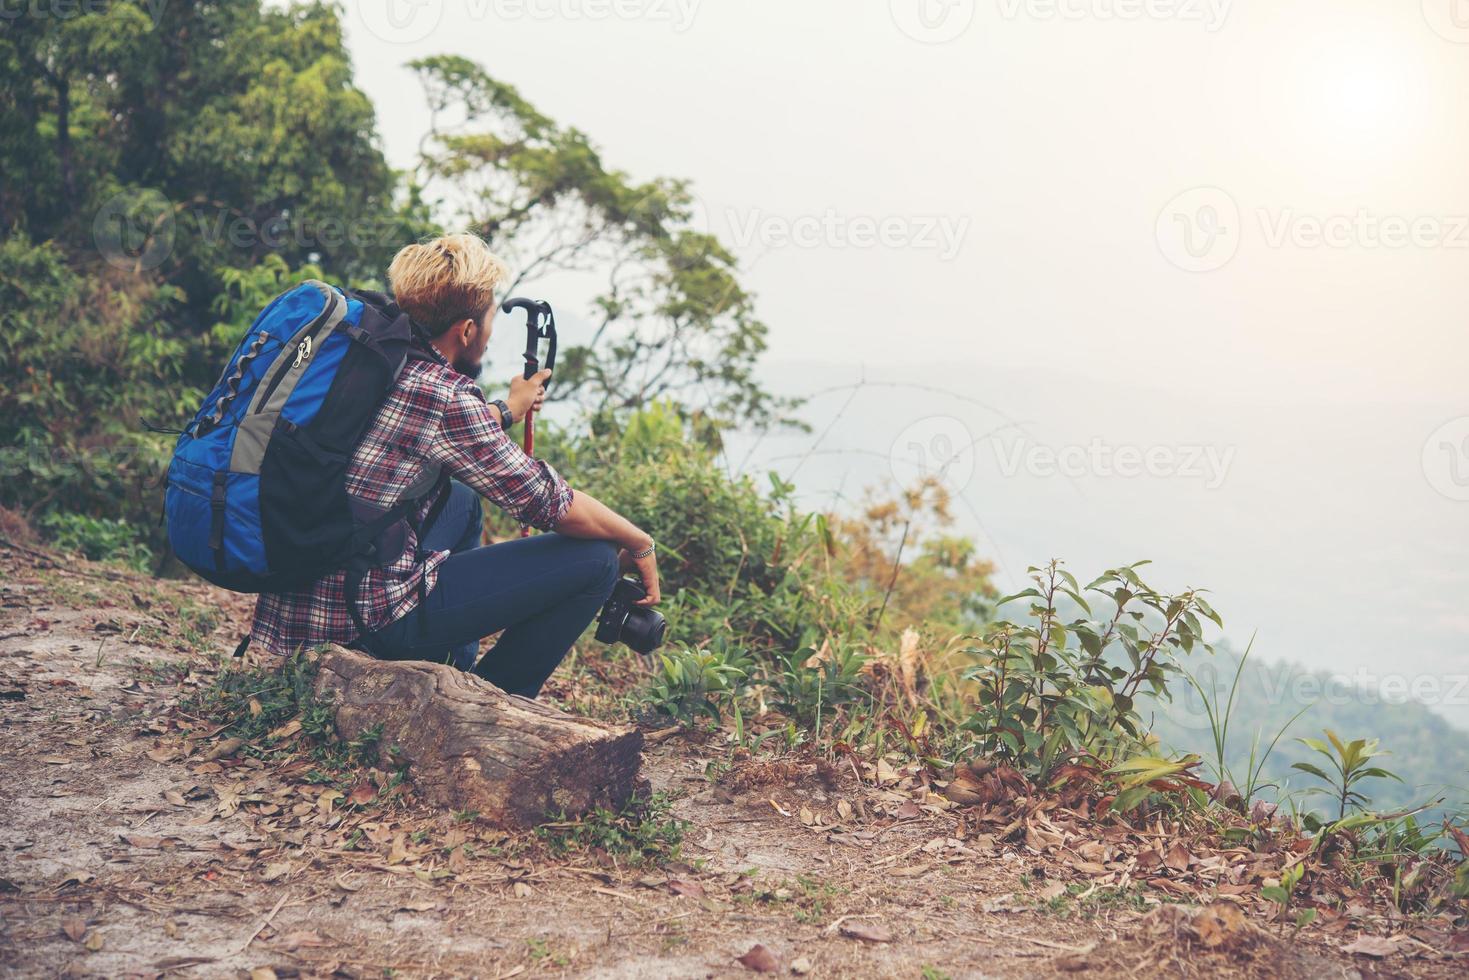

{"left": 583, "top": 539, "right": 621, "bottom": 599}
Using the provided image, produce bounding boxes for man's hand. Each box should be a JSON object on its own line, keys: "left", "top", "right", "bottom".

{"left": 507, "top": 368, "right": 551, "bottom": 422}
{"left": 618, "top": 543, "right": 661, "bottom": 606}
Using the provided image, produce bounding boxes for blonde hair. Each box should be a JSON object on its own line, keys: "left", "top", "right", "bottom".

{"left": 387, "top": 233, "right": 511, "bottom": 336}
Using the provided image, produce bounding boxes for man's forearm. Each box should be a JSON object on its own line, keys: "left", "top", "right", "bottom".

{"left": 552, "top": 490, "right": 651, "bottom": 551}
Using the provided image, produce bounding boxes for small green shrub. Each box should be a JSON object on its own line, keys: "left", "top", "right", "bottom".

{"left": 767, "top": 643, "right": 870, "bottom": 732}
{"left": 1293, "top": 730, "right": 1403, "bottom": 823}
{"left": 960, "top": 560, "right": 1219, "bottom": 782}
{"left": 641, "top": 644, "right": 753, "bottom": 724}
{"left": 41, "top": 512, "right": 155, "bottom": 572}
{"left": 536, "top": 792, "right": 686, "bottom": 866}
{"left": 181, "top": 651, "right": 382, "bottom": 773}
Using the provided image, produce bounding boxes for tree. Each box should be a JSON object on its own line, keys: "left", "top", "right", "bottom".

{"left": 408, "top": 55, "right": 791, "bottom": 434}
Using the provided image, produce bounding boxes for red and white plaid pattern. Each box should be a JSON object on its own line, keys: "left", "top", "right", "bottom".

{"left": 249, "top": 344, "right": 572, "bottom": 654}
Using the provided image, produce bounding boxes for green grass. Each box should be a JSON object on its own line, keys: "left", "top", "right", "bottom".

{"left": 535, "top": 792, "right": 687, "bottom": 867}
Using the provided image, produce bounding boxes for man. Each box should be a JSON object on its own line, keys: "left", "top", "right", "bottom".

{"left": 250, "top": 233, "right": 659, "bottom": 698}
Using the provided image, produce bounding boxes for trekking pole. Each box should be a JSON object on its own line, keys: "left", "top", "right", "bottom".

{"left": 499, "top": 298, "right": 557, "bottom": 536}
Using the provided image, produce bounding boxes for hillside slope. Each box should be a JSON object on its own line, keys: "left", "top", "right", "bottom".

{"left": 1, "top": 540, "right": 1464, "bottom": 978}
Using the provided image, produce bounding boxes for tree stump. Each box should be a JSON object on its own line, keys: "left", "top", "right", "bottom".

{"left": 313, "top": 646, "right": 644, "bottom": 828}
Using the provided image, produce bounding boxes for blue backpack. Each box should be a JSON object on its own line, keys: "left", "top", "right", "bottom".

{"left": 165, "top": 280, "right": 448, "bottom": 615}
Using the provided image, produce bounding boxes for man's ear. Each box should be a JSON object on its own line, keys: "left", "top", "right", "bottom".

{"left": 451, "top": 317, "right": 477, "bottom": 349}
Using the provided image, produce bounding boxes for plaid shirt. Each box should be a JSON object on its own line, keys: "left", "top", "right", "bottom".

{"left": 249, "top": 343, "right": 573, "bottom": 655}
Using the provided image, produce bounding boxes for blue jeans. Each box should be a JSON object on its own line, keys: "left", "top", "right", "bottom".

{"left": 364, "top": 481, "right": 620, "bottom": 698}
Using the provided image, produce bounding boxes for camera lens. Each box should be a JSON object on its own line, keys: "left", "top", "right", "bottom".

{"left": 596, "top": 577, "right": 668, "bottom": 654}
{"left": 620, "top": 607, "right": 667, "bottom": 655}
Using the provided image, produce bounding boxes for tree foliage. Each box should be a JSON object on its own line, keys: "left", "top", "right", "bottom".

{"left": 408, "top": 55, "right": 789, "bottom": 431}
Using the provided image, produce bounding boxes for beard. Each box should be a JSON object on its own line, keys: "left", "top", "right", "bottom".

{"left": 452, "top": 354, "right": 484, "bottom": 380}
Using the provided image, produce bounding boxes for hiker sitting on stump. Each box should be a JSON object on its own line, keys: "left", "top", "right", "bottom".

{"left": 248, "top": 233, "right": 660, "bottom": 698}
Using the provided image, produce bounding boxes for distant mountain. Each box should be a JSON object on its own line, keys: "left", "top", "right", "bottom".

{"left": 1143, "top": 645, "right": 1469, "bottom": 825}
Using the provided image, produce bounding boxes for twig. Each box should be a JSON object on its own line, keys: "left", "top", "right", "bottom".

{"left": 999, "top": 932, "right": 1096, "bottom": 954}
{"left": 238, "top": 892, "right": 288, "bottom": 953}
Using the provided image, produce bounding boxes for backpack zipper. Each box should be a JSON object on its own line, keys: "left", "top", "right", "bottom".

{"left": 253, "top": 290, "right": 341, "bottom": 414}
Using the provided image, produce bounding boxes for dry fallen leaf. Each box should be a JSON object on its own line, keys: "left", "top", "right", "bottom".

{"left": 261, "top": 862, "right": 290, "bottom": 883}
{"left": 1164, "top": 840, "right": 1192, "bottom": 873}
{"left": 40, "top": 755, "right": 69, "bottom": 766}
{"left": 1037, "top": 881, "right": 1068, "bottom": 902}
{"left": 199, "top": 737, "right": 244, "bottom": 762}
{"left": 736, "top": 944, "right": 780, "bottom": 973}
{"left": 668, "top": 879, "right": 705, "bottom": 899}
{"left": 1193, "top": 903, "right": 1249, "bottom": 949}
{"left": 60, "top": 917, "right": 86, "bottom": 942}
{"left": 512, "top": 881, "right": 533, "bottom": 898}
{"left": 840, "top": 922, "right": 894, "bottom": 943}
{"left": 277, "top": 930, "right": 332, "bottom": 951}
{"left": 249, "top": 968, "right": 278, "bottom": 980}
{"left": 146, "top": 747, "right": 180, "bottom": 763}
{"left": 790, "top": 956, "right": 813, "bottom": 975}
{"left": 83, "top": 931, "right": 103, "bottom": 952}
{"left": 163, "top": 789, "right": 187, "bottom": 807}
{"left": 1342, "top": 935, "right": 1405, "bottom": 958}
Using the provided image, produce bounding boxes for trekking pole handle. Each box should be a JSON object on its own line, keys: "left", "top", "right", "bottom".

{"left": 500, "top": 298, "right": 557, "bottom": 386}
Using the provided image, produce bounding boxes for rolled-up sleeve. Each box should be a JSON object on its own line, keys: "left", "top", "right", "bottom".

{"left": 424, "top": 383, "right": 573, "bottom": 531}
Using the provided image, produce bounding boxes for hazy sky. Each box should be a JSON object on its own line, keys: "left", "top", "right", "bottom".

{"left": 338, "top": 1, "right": 1469, "bottom": 726}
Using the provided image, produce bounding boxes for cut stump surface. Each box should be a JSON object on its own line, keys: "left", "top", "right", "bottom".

{"left": 314, "top": 646, "right": 643, "bottom": 828}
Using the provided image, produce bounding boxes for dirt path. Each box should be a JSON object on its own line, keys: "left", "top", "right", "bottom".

{"left": 0, "top": 542, "right": 1462, "bottom": 979}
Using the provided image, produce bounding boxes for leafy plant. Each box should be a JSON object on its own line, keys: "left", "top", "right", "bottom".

{"left": 1108, "top": 753, "right": 1208, "bottom": 814}
{"left": 767, "top": 644, "right": 870, "bottom": 731}
{"left": 536, "top": 793, "right": 687, "bottom": 866}
{"left": 641, "top": 644, "right": 753, "bottom": 724}
{"left": 181, "top": 650, "right": 381, "bottom": 774}
{"left": 40, "top": 511, "right": 155, "bottom": 572}
{"left": 1292, "top": 730, "right": 1403, "bottom": 822}
{"left": 960, "top": 560, "right": 1218, "bottom": 781}
{"left": 1261, "top": 862, "right": 1316, "bottom": 930}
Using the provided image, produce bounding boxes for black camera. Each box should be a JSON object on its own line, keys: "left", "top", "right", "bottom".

{"left": 595, "top": 578, "right": 667, "bottom": 655}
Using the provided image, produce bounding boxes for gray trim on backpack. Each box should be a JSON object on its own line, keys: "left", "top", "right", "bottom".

{"left": 230, "top": 281, "right": 346, "bottom": 475}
